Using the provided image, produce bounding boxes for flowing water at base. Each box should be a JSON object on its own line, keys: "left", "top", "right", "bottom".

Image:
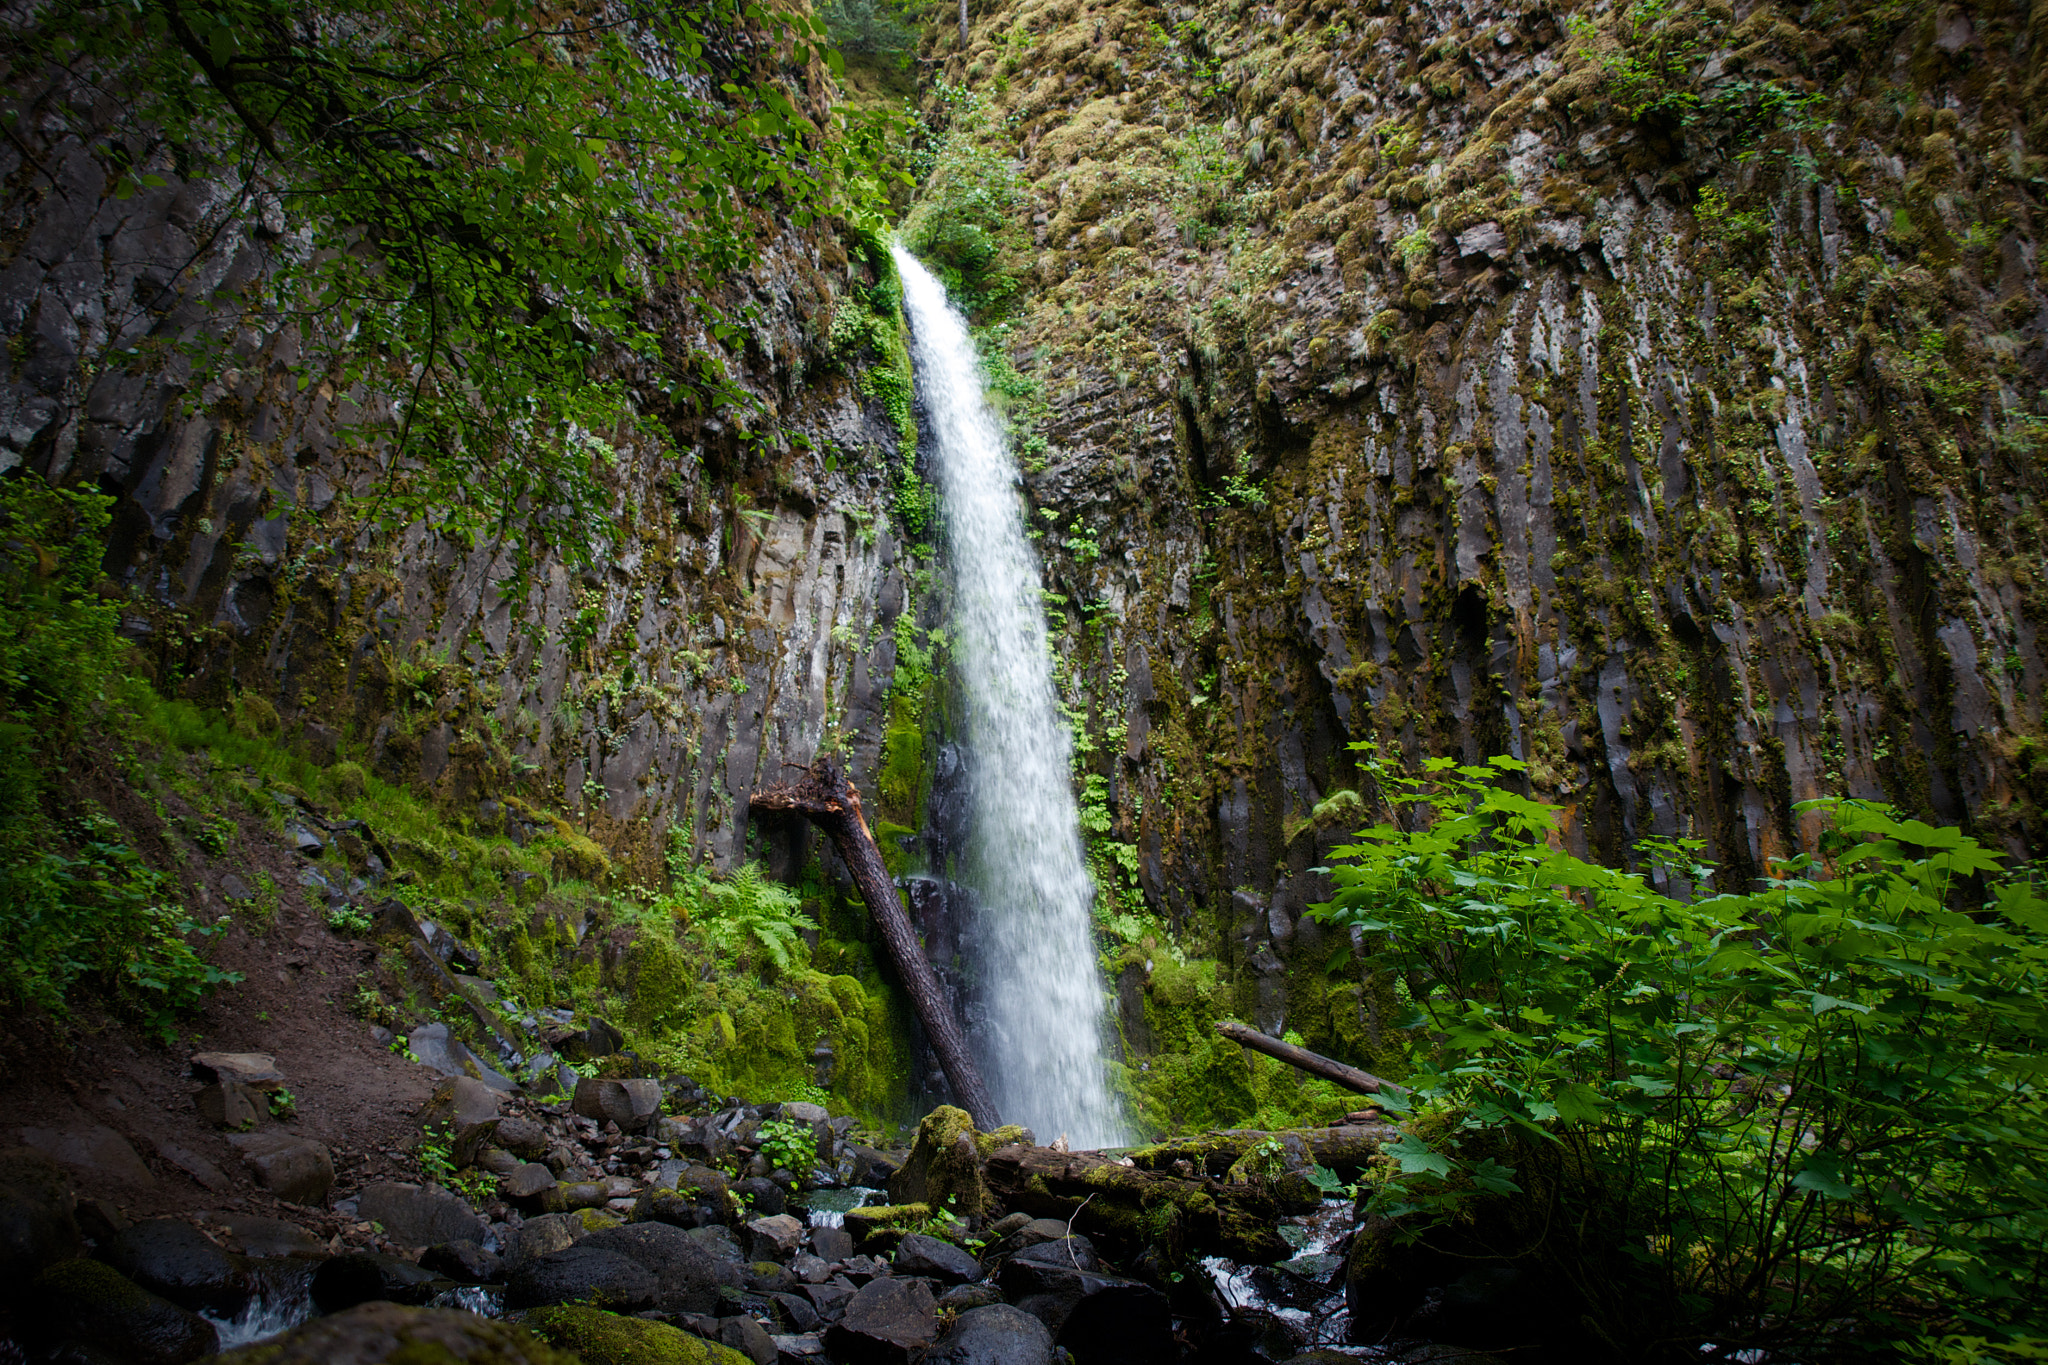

{"left": 893, "top": 247, "right": 1126, "bottom": 1149}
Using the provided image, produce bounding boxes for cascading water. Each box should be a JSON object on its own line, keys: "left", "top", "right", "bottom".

{"left": 893, "top": 245, "right": 1127, "bottom": 1149}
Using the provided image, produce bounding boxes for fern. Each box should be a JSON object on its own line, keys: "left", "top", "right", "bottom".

{"left": 697, "top": 862, "right": 814, "bottom": 973}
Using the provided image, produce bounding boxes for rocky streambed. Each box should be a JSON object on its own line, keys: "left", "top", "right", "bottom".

{"left": 2, "top": 1064, "right": 1547, "bottom": 1365}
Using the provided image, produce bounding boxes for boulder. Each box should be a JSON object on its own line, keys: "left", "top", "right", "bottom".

{"left": 26, "top": 1258, "right": 218, "bottom": 1365}
{"left": 494, "top": 1116, "right": 552, "bottom": 1160}
{"left": 101, "top": 1219, "right": 253, "bottom": 1315}
{"left": 499, "top": 1213, "right": 581, "bottom": 1270}
{"left": 0, "top": 1148, "right": 83, "bottom": 1299}
{"left": 997, "top": 1237, "right": 1100, "bottom": 1284}
{"left": 809, "top": 1226, "right": 854, "bottom": 1263}
{"left": 823, "top": 1276, "right": 939, "bottom": 1364}
{"left": 211, "top": 1214, "right": 323, "bottom": 1259}
{"left": 504, "top": 1162, "right": 557, "bottom": 1202}
{"left": 572, "top": 1078, "right": 663, "bottom": 1131}
{"left": 1051, "top": 1280, "right": 1174, "bottom": 1365}
{"left": 579, "top": 1221, "right": 745, "bottom": 1315}
{"left": 18, "top": 1123, "right": 157, "bottom": 1187}
{"left": 151, "top": 1137, "right": 232, "bottom": 1193}
{"left": 225, "top": 1131, "right": 335, "bottom": 1205}
{"left": 771, "top": 1290, "right": 822, "bottom": 1332}
{"left": 743, "top": 1213, "right": 805, "bottom": 1261}
{"left": 189, "top": 1053, "right": 285, "bottom": 1089}
{"left": 506, "top": 1244, "right": 660, "bottom": 1311}
{"left": 309, "top": 1251, "right": 443, "bottom": 1312}
{"left": 214, "top": 1301, "right": 578, "bottom": 1362}
{"left": 720, "top": 1314, "right": 778, "bottom": 1365}
{"left": 420, "top": 1239, "right": 504, "bottom": 1284}
{"left": 522, "top": 1303, "right": 752, "bottom": 1365}
{"left": 894, "top": 1232, "right": 981, "bottom": 1284}
{"left": 888, "top": 1107, "right": 1029, "bottom": 1220}
{"left": 356, "top": 1181, "right": 485, "bottom": 1247}
{"left": 734, "top": 1176, "right": 786, "bottom": 1216}
{"left": 927, "top": 1303, "right": 1055, "bottom": 1365}
{"left": 418, "top": 1078, "right": 502, "bottom": 1167}
{"left": 981, "top": 1218, "right": 1074, "bottom": 1265}
{"left": 936, "top": 1283, "right": 1005, "bottom": 1313}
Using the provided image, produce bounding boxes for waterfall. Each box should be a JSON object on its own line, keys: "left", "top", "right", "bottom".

{"left": 893, "top": 246, "right": 1127, "bottom": 1149}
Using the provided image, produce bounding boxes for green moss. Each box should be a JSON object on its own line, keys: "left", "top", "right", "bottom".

{"left": 325, "top": 760, "right": 368, "bottom": 802}
{"left": 523, "top": 1304, "right": 751, "bottom": 1365}
{"left": 890, "top": 1105, "right": 992, "bottom": 1215}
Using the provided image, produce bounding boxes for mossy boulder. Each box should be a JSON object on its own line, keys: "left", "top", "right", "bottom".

{"left": 524, "top": 1304, "right": 751, "bottom": 1365}
{"left": 888, "top": 1105, "right": 1016, "bottom": 1219}
{"left": 325, "top": 760, "right": 368, "bottom": 802}
{"left": 539, "top": 824, "right": 612, "bottom": 883}
{"left": 843, "top": 1202, "right": 931, "bottom": 1251}
{"left": 218, "top": 1301, "right": 577, "bottom": 1363}
{"left": 233, "top": 693, "right": 281, "bottom": 737}
{"left": 26, "top": 1257, "right": 218, "bottom": 1364}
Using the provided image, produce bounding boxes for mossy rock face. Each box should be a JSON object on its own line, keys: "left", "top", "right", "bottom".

{"left": 218, "top": 1301, "right": 578, "bottom": 1363}
{"left": 842, "top": 1202, "right": 931, "bottom": 1247}
{"left": 888, "top": 1105, "right": 992, "bottom": 1217}
{"left": 29, "top": 1257, "right": 218, "bottom": 1364}
{"left": 524, "top": 1303, "right": 751, "bottom": 1365}
{"left": 540, "top": 824, "right": 612, "bottom": 883}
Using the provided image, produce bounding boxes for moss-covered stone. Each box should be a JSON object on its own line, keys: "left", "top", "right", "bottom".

{"left": 523, "top": 1304, "right": 750, "bottom": 1365}
{"left": 888, "top": 1106, "right": 992, "bottom": 1217}
{"left": 219, "top": 1301, "right": 580, "bottom": 1363}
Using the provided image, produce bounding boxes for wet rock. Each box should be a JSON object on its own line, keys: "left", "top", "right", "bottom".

{"left": 27, "top": 1258, "right": 218, "bottom": 1365}
{"left": 770, "top": 1289, "right": 822, "bottom": 1331}
{"left": 926, "top": 1303, "right": 1054, "bottom": 1365}
{"left": 214, "top": 1301, "right": 574, "bottom": 1362}
{"left": 101, "top": 1218, "right": 252, "bottom": 1315}
{"left": 0, "top": 1148, "right": 83, "bottom": 1299}
{"left": 893, "top": 1232, "right": 980, "bottom": 1284}
{"left": 523, "top": 1302, "right": 751, "bottom": 1365}
{"left": 505, "top": 1244, "right": 659, "bottom": 1311}
{"left": 196, "top": 1080, "right": 267, "bottom": 1130}
{"left": 225, "top": 1131, "right": 335, "bottom": 1205}
{"left": 823, "top": 1275, "right": 939, "bottom": 1364}
{"left": 356, "top": 1181, "right": 486, "bottom": 1247}
{"left": 735, "top": 1176, "right": 786, "bottom": 1216}
{"left": 743, "top": 1213, "right": 805, "bottom": 1261}
{"left": 721, "top": 1314, "right": 780, "bottom": 1365}
{"left": 210, "top": 1213, "right": 323, "bottom": 1259}
{"left": 309, "top": 1251, "right": 443, "bottom": 1312}
{"left": 996, "top": 1237, "right": 1100, "bottom": 1284}
{"left": 189, "top": 1052, "right": 285, "bottom": 1089}
{"left": 420, "top": 1238, "right": 504, "bottom": 1284}
{"left": 979, "top": 1218, "right": 1075, "bottom": 1266}
{"left": 573, "top": 1078, "right": 663, "bottom": 1132}
{"left": 580, "top": 1221, "right": 745, "bottom": 1315}
{"left": 500, "top": 1213, "right": 582, "bottom": 1269}
{"left": 749, "top": 1259, "right": 796, "bottom": 1293}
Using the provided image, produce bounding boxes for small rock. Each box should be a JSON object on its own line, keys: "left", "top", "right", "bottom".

{"left": 189, "top": 1053, "right": 286, "bottom": 1089}
{"left": 894, "top": 1232, "right": 980, "bottom": 1284}
{"left": 419, "top": 1077, "right": 502, "bottom": 1132}
{"left": 809, "top": 1226, "right": 854, "bottom": 1263}
{"left": 935, "top": 1283, "right": 1005, "bottom": 1313}
{"left": 26, "top": 1258, "right": 217, "bottom": 1365}
{"left": 790, "top": 1252, "right": 831, "bottom": 1284}
{"left": 735, "top": 1175, "right": 786, "bottom": 1216}
{"left": 504, "top": 1163, "right": 558, "bottom": 1202}
{"left": 825, "top": 1276, "right": 939, "bottom": 1364}
{"left": 287, "top": 823, "right": 324, "bottom": 854}
{"left": 226, "top": 1132, "right": 335, "bottom": 1205}
{"left": 219, "top": 873, "right": 254, "bottom": 901}
{"left": 571, "top": 1078, "right": 664, "bottom": 1132}
{"left": 309, "top": 1252, "right": 443, "bottom": 1313}
{"left": 1456, "top": 220, "right": 1508, "bottom": 260}
{"left": 210, "top": 1214, "right": 322, "bottom": 1259}
{"left": 498, "top": 1213, "right": 581, "bottom": 1270}
{"left": 494, "top": 1116, "right": 551, "bottom": 1160}
{"left": 151, "top": 1138, "right": 231, "bottom": 1193}
{"left": 744, "top": 1214, "right": 805, "bottom": 1261}
{"left": 773, "top": 1333, "right": 827, "bottom": 1362}
{"left": 771, "top": 1289, "right": 822, "bottom": 1332}
{"left": 420, "top": 1239, "right": 505, "bottom": 1284}
{"left": 357, "top": 1181, "right": 487, "bottom": 1247}
{"left": 926, "top": 1303, "right": 1054, "bottom": 1365}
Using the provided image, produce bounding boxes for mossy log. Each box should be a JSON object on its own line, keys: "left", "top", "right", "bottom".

{"left": 749, "top": 760, "right": 999, "bottom": 1129}
{"left": 1216, "top": 1020, "right": 1407, "bottom": 1096}
{"left": 982, "top": 1142, "right": 1292, "bottom": 1264}
{"left": 1124, "top": 1125, "right": 1396, "bottom": 1177}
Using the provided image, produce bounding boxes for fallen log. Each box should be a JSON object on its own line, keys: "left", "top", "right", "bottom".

{"left": 982, "top": 1142, "right": 1292, "bottom": 1264}
{"left": 1124, "top": 1125, "right": 1395, "bottom": 1177}
{"left": 1216, "top": 1020, "right": 1409, "bottom": 1097}
{"left": 750, "top": 760, "right": 1000, "bottom": 1130}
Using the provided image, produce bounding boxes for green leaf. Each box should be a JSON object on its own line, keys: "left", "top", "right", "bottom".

{"left": 1384, "top": 1134, "right": 1453, "bottom": 1180}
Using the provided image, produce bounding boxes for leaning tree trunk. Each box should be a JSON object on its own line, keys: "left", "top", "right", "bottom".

{"left": 1216, "top": 1020, "right": 1409, "bottom": 1096}
{"left": 751, "top": 760, "right": 1000, "bottom": 1130}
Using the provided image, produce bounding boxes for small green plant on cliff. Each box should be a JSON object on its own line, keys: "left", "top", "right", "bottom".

{"left": 691, "top": 862, "right": 817, "bottom": 974}
{"left": 1311, "top": 751, "right": 2048, "bottom": 1357}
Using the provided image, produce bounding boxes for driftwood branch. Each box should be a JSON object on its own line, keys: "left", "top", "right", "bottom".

{"left": 751, "top": 761, "right": 1000, "bottom": 1130}
{"left": 1216, "top": 1020, "right": 1409, "bottom": 1096}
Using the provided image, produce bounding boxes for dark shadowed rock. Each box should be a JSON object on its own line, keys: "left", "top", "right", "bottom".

{"left": 225, "top": 1131, "right": 334, "bottom": 1205}
{"left": 101, "top": 1218, "right": 253, "bottom": 1314}
{"left": 420, "top": 1238, "right": 504, "bottom": 1284}
{"left": 770, "top": 1289, "right": 821, "bottom": 1332}
{"left": 309, "top": 1251, "right": 443, "bottom": 1312}
{"left": 894, "top": 1232, "right": 981, "bottom": 1284}
{"left": 26, "top": 1258, "right": 218, "bottom": 1365}
{"left": 1054, "top": 1281, "right": 1173, "bottom": 1365}
{"left": 19, "top": 1124, "right": 156, "bottom": 1187}
{"left": 211, "top": 1214, "right": 323, "bottom": 1259}
{"left": 494, "top": 1116, "right": 551, "bottom": 1160}
{"left": 572, "top": 1078, "right": 663, "bottom": 1131}
{"left": 215, "top": 1301, "right": 577, "bottom": 1362}
{"left": 504, "top": 1162, "right": 558, "bottom": 1202}
{"left": 809, "top": 1225, "right": 854, "bottom": 1263}
{"left": 936, "top": 1283, "right": 1004, "bottom": 1312}
{"left": 927, "top": 1303, "right": 1054, "bottom": 1365}
{"left": 499, "top": 1212, "right": 581, "bottom": 1270}
{"left": 195, "top": 1080, "right": 266, "bottom": 1130}
{"left": 580, "top": 1220, "right": 745, "bottom": 1315}
{"left": 734, "top": 1176, "right": 785, "bottom": 1216}
{"left": 0, "top": 1148, "right": 82, "bottom": 1300}
{"left": 506, "top": 1244, "right": 659, "bottom": 1311}
{"left": 720, "top": 1313, "right": 779, "bottom": 1365}
{"left": 356, "top": 1181, "right": 485, "bottom": 1247}
{"left": 823, "top": 1276, "right": 938, "bottom": 1364}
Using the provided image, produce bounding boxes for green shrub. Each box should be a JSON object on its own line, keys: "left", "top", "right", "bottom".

{"left": 902, "top": 100, "right": 1027, "bottom": 319}
{"left": 1312, "top": 752, "right": 2048, "bottom": 1358}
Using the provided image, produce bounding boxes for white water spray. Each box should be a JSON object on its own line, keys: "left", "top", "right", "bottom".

{"left": 893, "top": 246, "right": 1127, "bottom": 1149}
